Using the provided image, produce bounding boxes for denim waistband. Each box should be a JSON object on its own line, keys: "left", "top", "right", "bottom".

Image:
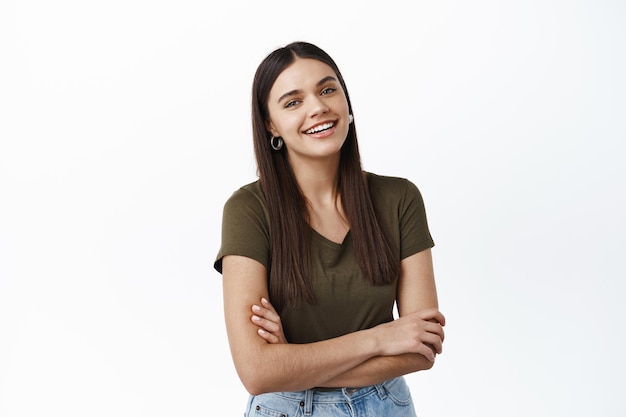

{"left": 273, "top": 382, "right": 387, "bottom": 415}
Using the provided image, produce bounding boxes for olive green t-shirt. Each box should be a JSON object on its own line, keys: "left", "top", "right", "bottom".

{"left": 214, "top": 172, "right": 434, "bottom": 344}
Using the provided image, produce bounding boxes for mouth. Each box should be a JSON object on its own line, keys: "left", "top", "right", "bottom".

{"left": 304, "top": 121, "right": 336, "bottom": 135}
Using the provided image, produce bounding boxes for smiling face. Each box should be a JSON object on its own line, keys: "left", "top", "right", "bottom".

{"left": 266, "top": 58, "right": 351, "bottom": 165}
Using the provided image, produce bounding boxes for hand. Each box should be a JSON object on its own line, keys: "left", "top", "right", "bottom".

{"left": 251, "top": 297, "right": 288, "bottom": 344}
{"left": 373, "top": 308, "right": 445, "bottom": 361}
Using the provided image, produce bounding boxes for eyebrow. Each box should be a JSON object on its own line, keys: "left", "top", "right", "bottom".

{"left": 276, "top": 76, "right": 338, "bottom": 103}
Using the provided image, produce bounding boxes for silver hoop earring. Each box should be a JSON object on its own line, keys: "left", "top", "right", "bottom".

{"left": 348, "top": 114, "right": 354, "bottom": 124}
{"left": 270, "top": 136, "right": 283, "bottom": 151}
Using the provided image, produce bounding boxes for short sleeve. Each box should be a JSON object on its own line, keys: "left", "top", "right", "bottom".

{"left": 398, "top": 179, "right": 434, "bottom": 259}
{"left": 213, "top": 185, "right": 271, "bottom": 274}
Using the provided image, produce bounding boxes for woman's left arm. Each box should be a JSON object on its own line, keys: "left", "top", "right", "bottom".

{"left": 253, "top": 248, "right": 445, "bottom": 387}
{"left": 396, "top": 248, "right": 442, "bottom": 320}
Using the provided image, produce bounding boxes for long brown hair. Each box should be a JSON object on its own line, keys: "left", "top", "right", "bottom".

{"left": 251, "top": 41, "right": 398, "bottom": 312}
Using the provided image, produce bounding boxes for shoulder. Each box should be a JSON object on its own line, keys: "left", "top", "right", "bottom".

{"left": 220, "top": 180, "right": 271, "bottom": 230}
{"left": 366, "top": 172, "right": 421, "bottom": 200}
{"left": 366, "top": 171, "right": 412, "bottom": 188}
{"left": 223, "top": 180, "right": 266, "bottom": 211}
{"left": 365, "top": 172, "right": 429, "bottom": 219}
{"left": 215, "top": 180, "right": 271, "bottom": 274}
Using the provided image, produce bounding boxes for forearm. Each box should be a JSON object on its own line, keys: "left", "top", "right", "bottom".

{"left": 233, "top": 327, "right": 380, "bottom": 395}
{"left": 244, "top": 297, "right": 445, "bottom": 393}
{"left": 317, "top": 353, "right": 435, "bottom": 388}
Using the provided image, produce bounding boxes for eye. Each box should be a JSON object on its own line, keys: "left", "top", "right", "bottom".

{"left": 285, "top": 99, "right": 301, "bottom": 108}
{"left": 321, "top": 87, "right": 336, "bottom": 95}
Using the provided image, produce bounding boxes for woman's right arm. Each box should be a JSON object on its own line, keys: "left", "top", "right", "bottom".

{"left": 222, "top": 255, "right": 439, "bottom": 395}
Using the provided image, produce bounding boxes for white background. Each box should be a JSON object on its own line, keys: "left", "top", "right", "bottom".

{"left": 1, "top": 1, "right": 624, "bottom": 416}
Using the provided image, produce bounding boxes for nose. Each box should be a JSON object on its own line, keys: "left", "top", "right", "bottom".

{"left": 307, "top": 95, "right": 329, "bottom": 118}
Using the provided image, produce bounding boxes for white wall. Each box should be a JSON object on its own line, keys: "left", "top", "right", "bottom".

{"left": 1, "top": 1, "right": 624, "bottom": 416}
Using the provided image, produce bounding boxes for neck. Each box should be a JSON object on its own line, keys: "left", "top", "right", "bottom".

{"left": 289, "top": 154, "right": 341, "bottom": 206}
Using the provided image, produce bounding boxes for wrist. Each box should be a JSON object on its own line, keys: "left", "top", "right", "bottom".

{"left": 362, "top": 327, "right": 383, "bottom": 357}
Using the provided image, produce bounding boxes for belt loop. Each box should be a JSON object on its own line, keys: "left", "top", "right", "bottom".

{"left": 303, "top": 389, "right": 313, "bottom": 415}
{"left": 375, "top": 381, "right": 387, "bottom": 400}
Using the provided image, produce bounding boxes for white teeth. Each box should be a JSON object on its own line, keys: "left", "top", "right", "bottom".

{"left": 305, "top": 122, "right": 334, "bottom": 134}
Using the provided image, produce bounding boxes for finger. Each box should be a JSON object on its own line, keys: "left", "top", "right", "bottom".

{"left": 419, "top": 309, "right": 446, "bottom": 326}
{"left": 430, "top": 311, "right": 446, "bottom": 326}
{"left": 252, "top": 304, "right": 278, "bottom": 324}
{"left": 424, "top": 321, "right": 445, "bottom": 340}
{"left": 253, "top": 302, "right": 282, "bottom": 325}
{"left": 260, "top": 298, "right": 282, "bottom": 323}
{"left": 254, "top": 319, "right": 280, "bottom": 343}
{"left": 421, "top": 332, "right": 443, "bottom": 354}
{"left": 251, "top": 315, "right": 281, "bottom": 334}
{"left": 257, "top": 328, "right": 279, "bottom": 344}
{"left": 418, "top": 343, "right": 436, "bottom": 362}
{"left": 261, "top": 297, "right": 277, "bottom": 312}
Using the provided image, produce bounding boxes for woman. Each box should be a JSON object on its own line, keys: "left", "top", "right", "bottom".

{"left": 214, "top": 41, "right": 445, "bottom": 417}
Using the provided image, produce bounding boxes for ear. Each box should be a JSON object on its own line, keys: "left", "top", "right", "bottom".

{"left": 265, "top": 120, "right": 279, "bottom": 137}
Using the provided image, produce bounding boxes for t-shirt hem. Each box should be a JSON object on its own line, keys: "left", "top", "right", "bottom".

{"left": 214, "top": 248, "right": 269, "bottom": 274}
{"left": 400, "top": 240, "right": 435, "bottom": 260}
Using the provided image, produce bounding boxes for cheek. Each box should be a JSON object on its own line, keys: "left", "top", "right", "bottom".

{"left": 278, "top": 114, "right": 304, "bottom": 134}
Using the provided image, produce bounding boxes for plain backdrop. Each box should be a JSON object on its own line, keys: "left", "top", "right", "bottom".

{"left": 1, "top": 1, "right": 624, "bottom": 416}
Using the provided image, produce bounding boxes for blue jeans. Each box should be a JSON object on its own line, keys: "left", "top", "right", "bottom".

{"left": 244, "top": 376, "right": 417, "bottom": 416}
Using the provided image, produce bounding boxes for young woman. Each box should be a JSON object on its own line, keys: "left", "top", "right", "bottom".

{"left": 214, "top": 41, "right": 445, "bottom": 417}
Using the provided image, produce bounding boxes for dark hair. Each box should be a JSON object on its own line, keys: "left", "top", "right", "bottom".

{"left": 251, "top": 41, "right": 398, "bottom": 312}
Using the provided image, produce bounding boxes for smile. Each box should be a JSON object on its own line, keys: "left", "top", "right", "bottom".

{"left": 304, "top": 122, "right": 335, "bottom": 134}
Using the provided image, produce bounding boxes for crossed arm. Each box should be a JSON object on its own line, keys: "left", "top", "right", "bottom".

{"left": 221, "top": 249, "right": 445, "bottom": 395}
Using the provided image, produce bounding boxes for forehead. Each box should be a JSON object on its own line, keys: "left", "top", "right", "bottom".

{"left": 269, "top": 58, "right": 338, "bottom": 99}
